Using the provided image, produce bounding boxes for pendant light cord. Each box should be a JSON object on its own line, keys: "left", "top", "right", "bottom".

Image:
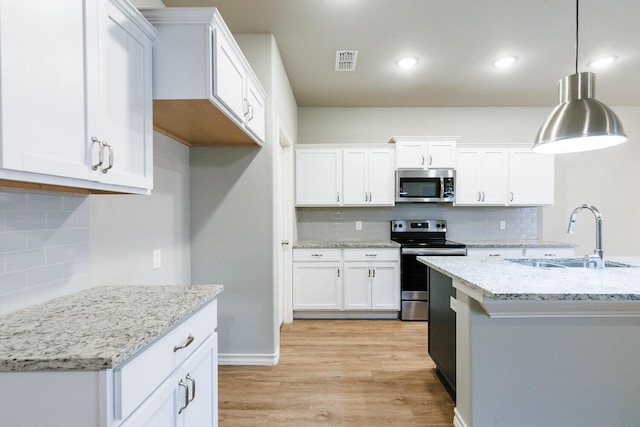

{"left": 575, "top": 0, "right": 579, "bottom": 74}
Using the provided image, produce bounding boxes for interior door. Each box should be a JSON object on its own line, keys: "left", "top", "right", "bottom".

{"left": 278, "top": 126, "right": 293, "bottom": 324}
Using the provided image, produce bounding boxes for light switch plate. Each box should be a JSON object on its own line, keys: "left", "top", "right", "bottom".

{"left": 356, "top": 221, "right": 362, "bottom": 230}
{"left": 153, "top": 249, "right": 161, "bottom": 269}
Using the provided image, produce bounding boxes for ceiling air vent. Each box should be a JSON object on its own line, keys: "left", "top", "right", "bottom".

{"left": 335, "top": 50, "right": 358, "bottom": 71}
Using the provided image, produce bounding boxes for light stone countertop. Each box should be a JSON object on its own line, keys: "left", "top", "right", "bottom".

{"left": 418, "top": 256, "right": 640, "bottom": 301}
{"left": 0, "top": 284, "right": 223, "bottom": 372}
{"left": 294, "top": 240, "right": 401, "bottom": 249}
{"left": 460, "top": 240, "right": 577, "bottom": 248}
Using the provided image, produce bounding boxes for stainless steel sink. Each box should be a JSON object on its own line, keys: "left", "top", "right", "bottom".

{"left": 506, "top": 258, "right": 633, "bottom": 269}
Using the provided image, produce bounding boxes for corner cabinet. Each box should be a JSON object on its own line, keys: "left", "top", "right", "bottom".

{"left": 141, "top": 8, "right": 267, "bottom": 147}
{"left": 295, "top": 146, "right": 395, "bottom": 207}
{"left": 0, "top": 0, "right": 156, "bottom": 194}
{"left": 391, "top": 136, "right": 457, "bottom": 169}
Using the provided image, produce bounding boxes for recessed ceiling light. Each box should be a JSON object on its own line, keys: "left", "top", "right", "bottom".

{"left": 396, "top": 56, "right": 418, "bottom": 69}
{"left": 587, "top": 56, "right": 617, "bottom": 68}
{"left": 492, "top": 56, "right": 518, "bottom": 68}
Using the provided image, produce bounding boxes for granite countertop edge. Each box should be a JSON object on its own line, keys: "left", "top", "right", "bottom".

{"left": 294, "top": 240, "right": 401, "bottom": 248}
{"left": 0, "top": 284, "right": 223, "bottom": 372}
{"left": 460, "top": 240, "right": 577, "bottom": 248}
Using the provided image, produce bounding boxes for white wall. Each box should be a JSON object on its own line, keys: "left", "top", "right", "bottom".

{"left": 90, "top": 132, "right": 192, "bottom": 285}
{"left": 298, "top": 106, "right": 640, "bottom": 255}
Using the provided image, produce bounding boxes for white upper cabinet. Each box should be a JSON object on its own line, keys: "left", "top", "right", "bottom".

{"left": 295, "top": 149, "right": 342, "bottom": 206}
{"left": 342, "top": 148, "right": 395, "bottom": 206}
{"left": 456, "top": 145, "right": 555, "bottom": 206}
{"left": 508, "top": 147, "right": 555, "bottom": 206}
{"left": 142, "top": 7, "right": 267, "bottom": 147}
{"left": 0, "top": 0, "right": 155, "bottom": 194}
{"left": 456, "top": 146, "right": 508, "bottom": 205}
{"left": 392, "top": 137, "right": 457, "bottom": 169}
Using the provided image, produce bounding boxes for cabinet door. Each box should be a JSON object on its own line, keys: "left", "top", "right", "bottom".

{"left": 427, "top": 140, "right": 457, "bottom": 168}
{"left": 245, "top": 77, "right": 266, "bottom": 144}
{"left": 95, "top": 0, "right": 154, "bottom": 190}
{"left": 180, "top": 333, "right": 217, "bottom": 427}
{"left": 0, "top": 0, "right": 90, "bottom": 180}
{"left": 395, "top": 140, "right": 426, "bottom": 168}
{"left": 213, "top": 27, "right": 245, "bottom": 121}
{"left": 371, "top": 263, "right": 400, "bottom": 310}
{"left": 508, "top": 148, "right": 554, "bottom": 206}
{"left": 367, "top": 149, "right": 396, "bottom": 205}
{"left": 479, "top": 148, "right": 508, "bottom": 204}
{"left": 343, "top": 263, "right": 372, "bottom": 310}
{"left": 293, "top": 262, "right": 342, "bottom": 310}
{"left": 295, "top": 149, "right": 342, "bottom": 206}
{"left": 455, "top": 148, "right": 481, "bottom": 204}
{"left": 342, "top": 149, "right": 368, "bottom": 205}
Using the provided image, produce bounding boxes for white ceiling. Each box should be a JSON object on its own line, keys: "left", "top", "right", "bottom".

{"left": 161, "top": 0, "right": 640, "bottom": 108}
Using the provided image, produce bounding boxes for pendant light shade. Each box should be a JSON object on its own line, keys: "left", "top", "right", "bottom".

{"left": 533, "top": 0, "right": 627, "bottom": 154}
{"left": 533, "top": 72, "right": 627, "bottom": 153}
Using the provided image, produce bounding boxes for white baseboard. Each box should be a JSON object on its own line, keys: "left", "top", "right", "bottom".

{"left": 218, "top": 347, "right": 280, "bottom": 366}
{"left": 453, "top": 407, "right": 468, "bottom": 427}
{"left": 293, "top": 311, "right": 399, "bottom": 319}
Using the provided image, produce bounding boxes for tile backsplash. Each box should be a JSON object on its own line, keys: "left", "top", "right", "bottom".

{"left": 296, "top": 205, "right": 538, "bottom": 241}
{"left": 0, "top": 190, "right": 90, "bottom": 314}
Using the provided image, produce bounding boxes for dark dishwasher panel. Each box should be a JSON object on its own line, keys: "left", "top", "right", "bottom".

{"left": 428, "top": 267, "right": 456, "bottom": 401}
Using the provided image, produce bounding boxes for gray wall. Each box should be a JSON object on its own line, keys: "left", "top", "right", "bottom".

{"left": 90, "top": 132, "right": 192, "bottom": 286}
{"left": 298, "top": 107, "right": 640, "bottom": 255}
{"left": 190, "top": 35, "right": 297, "bottom": 361}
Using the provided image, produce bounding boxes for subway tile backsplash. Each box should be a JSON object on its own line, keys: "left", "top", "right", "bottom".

{"left": 0, "top": 190, "right": 90, "bottom": 314}
{"left": 296, "top": 205, "right": 538, "bottom": 241}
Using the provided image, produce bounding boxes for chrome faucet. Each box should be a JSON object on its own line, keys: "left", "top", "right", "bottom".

{"left": 567, "top": 204, "right": 604, "bottom": 269}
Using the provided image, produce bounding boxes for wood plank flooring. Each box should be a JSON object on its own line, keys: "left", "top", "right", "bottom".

{"left": 218, "top": 319, "right": 455, "bottom": 426}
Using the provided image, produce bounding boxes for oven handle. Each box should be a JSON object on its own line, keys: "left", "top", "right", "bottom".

{"left": 401, "top": 247, "right": 467, "bottom": 256}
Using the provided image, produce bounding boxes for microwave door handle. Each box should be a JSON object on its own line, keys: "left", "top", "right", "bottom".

{"left": 440, "top": 178, "right": 445, "bottom": 200}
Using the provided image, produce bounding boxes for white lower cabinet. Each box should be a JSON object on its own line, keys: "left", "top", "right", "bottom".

{"left": 293, "top": 247, "right": 400, "bottom": 314}
{"left": 0, "top": 299, "right": 219, "bottom": 427}
{"left": 467, "top": 247, "right": 575, "bottom": 258}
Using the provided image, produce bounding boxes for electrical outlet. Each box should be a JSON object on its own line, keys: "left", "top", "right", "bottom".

{"left": 153, "top": 249, "right": 161, "bottom": 269}
{"left": 499, "top": 220, "right": 506, "bottom": 230}
{"left": 356, "top": 221, "right": 362, "bottom": 231}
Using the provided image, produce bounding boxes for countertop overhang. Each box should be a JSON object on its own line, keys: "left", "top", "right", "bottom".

{"left": 419, "top": 256, "right": 640, "bottom": 318}
{"left": 0, "top": 285, "right": 223, "bottom": 372}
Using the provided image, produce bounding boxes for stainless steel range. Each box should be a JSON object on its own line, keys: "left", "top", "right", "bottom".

{"left": 390, "top": 220, "right": 466, "bottom": 321}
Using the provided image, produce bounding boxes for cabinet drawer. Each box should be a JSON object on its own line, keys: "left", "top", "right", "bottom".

{"left": 343, "top": 248, "right": 399, "bottom": 262}
{"left": 114, "top": 299, "right": 218, "bottom": 421}
{"left": 523, "top": 247, "right": 575, "bottom": 258}
{"left": 466, "top": 248, "right": 524, "bottom": 258}
{"left": 293, "top": 248, "right": 342, "bottom": 262}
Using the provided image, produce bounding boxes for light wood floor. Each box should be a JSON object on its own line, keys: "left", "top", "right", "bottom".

{"left": 218, "top": 319, "right": 455, "bottom": 426}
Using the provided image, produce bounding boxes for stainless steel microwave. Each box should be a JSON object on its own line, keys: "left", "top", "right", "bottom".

{"left": 396, "top": 169, "right": 455, "bottom": 203}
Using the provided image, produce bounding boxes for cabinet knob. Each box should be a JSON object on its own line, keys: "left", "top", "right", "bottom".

{"left": 281, "top": 240, "right": 290, "bottom": 246}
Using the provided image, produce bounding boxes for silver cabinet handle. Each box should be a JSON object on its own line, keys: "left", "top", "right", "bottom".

{"left": 365, "top": 253, "right": 377, "bottom": 257}
{"left": 429, "top": 155, "right": 433, "bottom": 166}
{"left": 544, "top": 253, "right": 556, "bottom": 257}
{"left": 481, "top": 191, "right": 486, "bottom": 202}
{"left": 368, "top": 191, "right": 372, "bottom": 202}
{"left": 311, "top": 253, "right": 323, "bottom": 257}
{"left": 368, "top": 268, "right": 371, "bottom": 278}
{"left": 101, "top": 142, "right": 113, "bottom": 174}
{"left": 186, "top": 373, "right": 196, "bottom": 404}
{"left": 173, "top": 334, "right": 194, "bottom": 352}
{"left": 489, "top": 253, "right": 501, "bottom": 257}
{"left": 372, "top": 267, "right": 376, "bottom": 278}
{"left": 178, "top": 379, "right": 189, "bottom": 414}
{"left": 477, "top": 191, "right": 482, "bottom": 202}
{"left": 337, "top": 267, "right": 340, "bottom": 277}
{"left": 243, "top": 97, "right": 249, "bottom": 117}
{"left": 510, "top": 191, "right": 514, "bottom": 202}
{"left": 337, "top": 192, "right": 340, "bottom": 202}
{"left": 91, "top": 137, "right": 104, "bottom": 171}
{"left": 421, "top": 154, "right": 425, "bottom": 165}
{"left": 248, "top": 104, "right": 254, "bottom": 122}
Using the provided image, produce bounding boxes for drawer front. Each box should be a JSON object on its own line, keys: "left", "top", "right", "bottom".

{"left": 343, "top": 248, "right": 399, "bottom": 262}
{"left": 293, "top": 248, "right": 342, "bottom": 262}
{"left": 523, "top": 247, "right": 576, "bottom": 258}
{"left": 466, "top": 248, "right": 524, "bottom": 258}
{"left": 114, "top": 299, "right": 218, "bottom": 421}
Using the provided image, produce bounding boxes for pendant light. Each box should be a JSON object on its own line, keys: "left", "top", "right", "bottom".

{"left": 532, "top": 0, "right": 626, "bottom": 154}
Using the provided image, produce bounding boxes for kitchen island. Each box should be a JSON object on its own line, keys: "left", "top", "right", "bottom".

{"left": 0, "top": 284, "right": 223, "bottom": 426}
{"left": 418, "top": 256, "right": 640, "bottom": 427}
